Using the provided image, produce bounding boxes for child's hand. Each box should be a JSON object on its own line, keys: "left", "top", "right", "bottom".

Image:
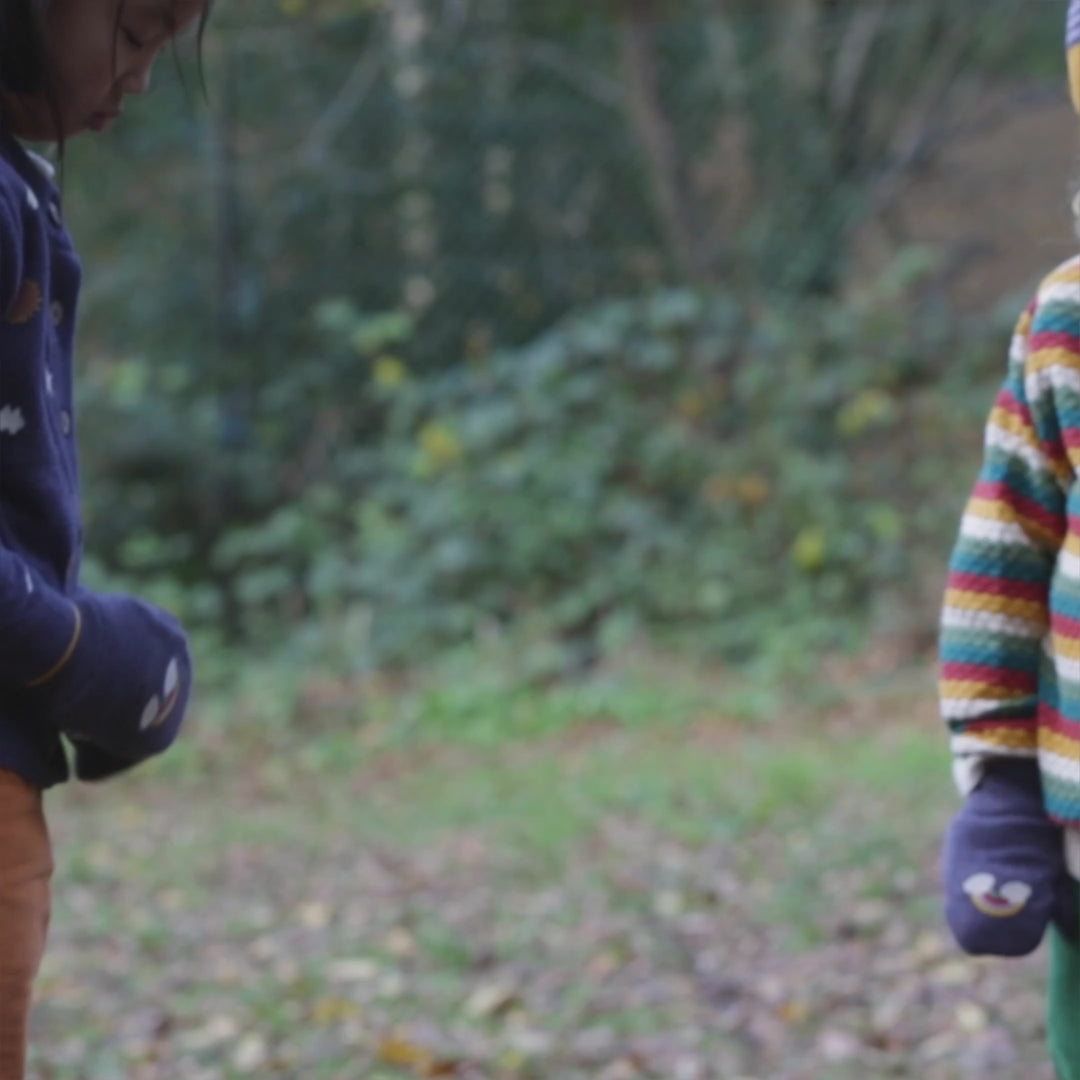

{"left": 22, "top": 589, "right": 193, "bottom": 778}
{"left": 942, "top": 758, "right": 1079, "bottom": 956}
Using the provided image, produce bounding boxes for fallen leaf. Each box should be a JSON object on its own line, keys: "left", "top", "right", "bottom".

{"left": 385, "top": 927, "right": 417, "bottom": 957}
{"left": 376, "top": 1037, "right": 460, "bottom": 1077}
{"left": 326, "top": 957, "right": 381, "bottom": 982}
{"left": 377, "top": 1035, "right": 433, "bottom": 1069}
{"left": 463, "top": 982, "right": 519, "bottom": 1020}
{"left": 816, "top": 1028, "right": 860, "bottom": 1063}
{"left": 179, "top": 1015, "right": 240, "bottom": 1052}
{"left": 955, "top": 1001, "right": 988, "bottom": 1034}
{"left": 231, "top": 1033, "right": 267, "bottom": 1072}
{"left": 311, "top": 996, "right": 363, "bottom": 1025}
{"left": 777, "top": 998, "right": 808, "bottom": 1025}
{"left": 296, "top": 900, "right": 333, "bottom": 929}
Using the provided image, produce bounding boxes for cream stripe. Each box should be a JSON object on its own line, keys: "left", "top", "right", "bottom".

{"left": 1037, "top": 747, "right": 1080, "bottom": 784}
{"left": 941, "top": 697, "right": 1035, "bottom": 720}
{"left": 1058, "top": 550, "right": 1080, "bottom": 580}
{"left": 1009, "top": 333, "right": 1026, "bottom": 367}
{"left": 984, "top": 424, "right": 1050, "bottom": 476}
{"left": 941, "top": 606, "right": 1044, "bottom": 637}
{"left": 950, "top": 734, "right": 1036, "bottom": 757}
{"left": 959, "top": 513, "right": 1035, "bottom": 547}
{"left": 1037, "top": 274, "right": 1080, "bottom": 305}
{"left": 1028, "top": 362, "right": 1080, "bottom": 400}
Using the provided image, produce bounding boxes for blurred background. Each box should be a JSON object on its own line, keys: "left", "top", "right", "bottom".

{"left": 30, "top": 1, "right": 1080, "bottom": 1077}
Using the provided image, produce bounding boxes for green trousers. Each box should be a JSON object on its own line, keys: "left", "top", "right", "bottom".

{"left": 1051, "top": 923, "right": 1080, "bottom": 1079}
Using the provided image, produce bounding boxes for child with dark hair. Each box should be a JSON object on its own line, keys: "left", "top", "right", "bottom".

{"left": 0, "top": 1, "right": 211, "bottom": 1074}
{"left": 939, "top": 3, "right": 1080, "bottom": 1075}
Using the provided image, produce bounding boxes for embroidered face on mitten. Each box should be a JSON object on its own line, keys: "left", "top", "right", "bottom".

{"left": 962, "top": 872, "right": 1034, "bottom": 918}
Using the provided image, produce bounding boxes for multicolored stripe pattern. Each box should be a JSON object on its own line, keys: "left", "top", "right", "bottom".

{"left": 1069, "top": 0, "right": 1080, "bottom": 112}
{"left": 940, "top": 258, "right": 1080, "bottom": 824}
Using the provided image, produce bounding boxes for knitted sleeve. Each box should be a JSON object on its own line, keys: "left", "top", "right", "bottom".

{"left": 0, "top": 166, "right": 83, "bottom": 693}
{"left": 940, "top": 275, "right": 1075, "bottom": 792}
{"left": 0, "top": 163, "right": 23, "bottom": 315}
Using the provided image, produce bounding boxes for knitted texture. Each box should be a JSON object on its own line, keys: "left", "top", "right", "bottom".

{"left": 942, "top": 758, "right": 1078, "bottom": 956}
{"left": 940, "top": 257, "right": 1080, "bottom": 824}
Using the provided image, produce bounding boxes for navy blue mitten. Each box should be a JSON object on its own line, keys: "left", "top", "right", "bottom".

{"left": 24, "top": 588, "right": 193, "bottom": 780}
{"left": 942, "top": 757, "right": 1079, "bottom": 957}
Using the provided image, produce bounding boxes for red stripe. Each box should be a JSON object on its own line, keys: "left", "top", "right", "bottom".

{"left": 1037, "top": 704, "right": 1080, "bottom": 738}
{"left": 1029, "top": 330, "right": 1080, "bottom": 354}
{"left": 971, "top": 481, "right": 1063, "bottom": 538}
{"left": 1051, "top": 611, "right": 1080, "bottom": 640}
{"left": 964, "top": 716, "right": 1035, "bottom": 734}
{"left": 948, "top": 569, "right": 1044, "bottom": 603}
{"left": 941, "top": 663, "right": 1034, "bottom": 691}
{"left": 995, "top": 388, "right": 1032, "bottom": 425}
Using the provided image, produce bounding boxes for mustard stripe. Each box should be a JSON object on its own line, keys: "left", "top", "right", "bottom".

{"left": 940, "top": 680, "right": 1026, "bottom": 702}
{"left": 1070, "top": 47, "right": 1080, "bottom": 115}
{"left": 951, "top": 730, "right": 1038, "bottom": 753}
{"left": 943, "top": 588, "right": 1046, "bottom": 624}
{"left": 1026, "top": 345, "right": 1080, "bottom": 376}
{"left": 1052, "top": 633, "right": 1080, "bottom": 660}
{"left": 25, "top": 605, "right": 82, "bottom": 689}
{"left": 987, "top": 405, "right": 1043, "bottom": 455}
{"left": 1039, "top": 258, "right": 1080, "bottom": 290}
{"left": 1040, "top": 728, "right": 1080, "bottom": 759}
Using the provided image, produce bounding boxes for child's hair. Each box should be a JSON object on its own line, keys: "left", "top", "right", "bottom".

{"left": 0, "top": 0, "right": 51, "bottom": 97}
{"left": 0, "top": 0, "right": 214, "bottom": 145}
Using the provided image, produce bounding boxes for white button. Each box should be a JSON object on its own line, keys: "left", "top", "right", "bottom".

{"left": 60, "top": 410, "right": 71, "bottom": 435}
{"left": 48, "top": 202, "right": 62, "bottom": 226}
{"left": 50, "top": 300, "right": 63, "bottom": 326}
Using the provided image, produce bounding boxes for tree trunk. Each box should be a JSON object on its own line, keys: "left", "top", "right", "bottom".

{"left": 616, "top": 0, "right": 713, "bottom": 285}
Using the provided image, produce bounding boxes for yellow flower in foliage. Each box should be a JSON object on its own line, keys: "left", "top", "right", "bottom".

{"left": 373, "top": 354, "right": 408, "bottom": 390}
{"left": 418, "top": 421, "right": 463, "bottom": 469}
{"left": 836, "top": 388, "right": 896, "bottom": 438}
{"left": 791, "top": 527, "right": 827, "bottom": 572}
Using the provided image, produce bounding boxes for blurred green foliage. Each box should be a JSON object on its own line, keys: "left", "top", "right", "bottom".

{"left": 56, "top": 0, "right": 1065, "bottom": 673}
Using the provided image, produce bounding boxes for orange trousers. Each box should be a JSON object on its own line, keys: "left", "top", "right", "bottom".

{"left": 0, "top": 770, "right": 51, "bottom": 1080}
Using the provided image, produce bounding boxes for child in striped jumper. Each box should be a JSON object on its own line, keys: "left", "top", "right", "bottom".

{"left": 938, "top": 5, "right": 1080, "bottom": 1073}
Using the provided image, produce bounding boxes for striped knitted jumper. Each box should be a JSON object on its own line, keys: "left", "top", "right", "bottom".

{"left": 941, "top": 257, "right": 1080, "bottom": 824}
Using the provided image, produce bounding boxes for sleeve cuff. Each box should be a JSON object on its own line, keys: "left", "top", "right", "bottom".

{"left": 952, "top": 755, "right": 986, "bottom": 798}
{"left": 24, "top": 603, "right": 81, "bottom": 688}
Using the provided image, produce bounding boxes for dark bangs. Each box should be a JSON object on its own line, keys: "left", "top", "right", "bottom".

{"left": 0, "top": 0, "right": 50, "bottom": 98}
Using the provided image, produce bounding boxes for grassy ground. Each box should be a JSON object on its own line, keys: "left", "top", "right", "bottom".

{"left": 27, "top": 645, "right": 1055, "bottom": 1080}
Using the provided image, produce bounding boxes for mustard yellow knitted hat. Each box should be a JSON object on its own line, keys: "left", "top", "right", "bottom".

{"left": 1069, "top": 0, "right": 1080, "bottom": 111}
